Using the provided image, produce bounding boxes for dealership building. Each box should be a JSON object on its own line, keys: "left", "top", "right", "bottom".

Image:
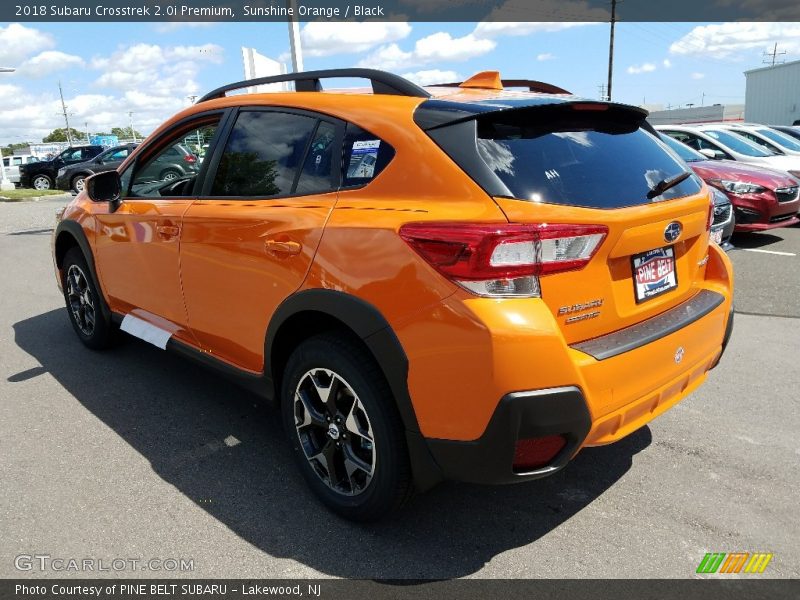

{"left": 744, "top": 59, "right": 800, "bottom": 125}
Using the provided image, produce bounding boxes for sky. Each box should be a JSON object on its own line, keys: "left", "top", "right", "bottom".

{"left": 1, "top": 20, "right": 798, "bottom": 145}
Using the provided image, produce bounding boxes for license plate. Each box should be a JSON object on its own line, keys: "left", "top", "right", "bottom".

{"left": 711, "top": 228, "right": 723, "bottom": 245}
{"left": 631, "top": 246, "right": 677, "bottom": 303}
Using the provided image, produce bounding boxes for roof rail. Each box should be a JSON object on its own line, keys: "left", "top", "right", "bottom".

{"left": 197, "top": 68, "right": 431, "bottom": 103}
{"left": 434, "top": 79, "right": 572, "bottom": 95}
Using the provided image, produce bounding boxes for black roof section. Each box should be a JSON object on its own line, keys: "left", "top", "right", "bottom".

{"left": 197, "top": 68, "right": 432, "bottom": 103}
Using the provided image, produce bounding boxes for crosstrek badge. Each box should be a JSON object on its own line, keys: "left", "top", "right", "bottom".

{"left": 632, "top": 246, "right": 678, "bottom": 303}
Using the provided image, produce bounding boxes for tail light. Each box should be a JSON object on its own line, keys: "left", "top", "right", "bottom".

{"left": 399, "top": 222, "right": 607, "bottom": 298}
{"left": 183, "top": 154, "right": 197, "bottom": 164}
{"left": 513, "top": 435, "right": 567, "bottom": 472}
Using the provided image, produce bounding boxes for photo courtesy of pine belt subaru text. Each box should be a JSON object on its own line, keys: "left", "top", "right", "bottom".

{"left": 51, "top": 69, "right": 735, "bottom": 521}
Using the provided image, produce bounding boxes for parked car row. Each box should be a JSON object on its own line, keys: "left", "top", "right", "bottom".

{"left": 658, "top": 132, "right": 800, "bottom": 234}
{"left": 12, "top": 141, "right": 201, "bottom": 193}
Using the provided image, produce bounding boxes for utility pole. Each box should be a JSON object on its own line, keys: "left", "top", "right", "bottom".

{"left": 0, "top": 67, "right": 15, "bottom": 191}
{"left": 598, "top": 83, "right": 607, "bottom": 101}
{"left": 763, "top": 43, "right": 786, "bottom": 66}
{"left": 287, "top": 0, "right": 304, "bottom": 73}
{"left": 606, "top": 0, "right": 619, "bottom": 101}
{"left": 58, "top": 80, "right": 73, "bottom": 145}
{"left": 128, "top": 111, "right": 137, "bottom": 142}
{"left": 85, "top": 121, "right": 90, "bottom": 143}
{"left": 701, "top": 92, "right": 705, "bottom": 106}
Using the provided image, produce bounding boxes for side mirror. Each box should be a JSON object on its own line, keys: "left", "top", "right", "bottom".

{"left": 699, "top": 148, "right": 724, "bottom": 160}
{"left": 86, "top": 170, "right": 121, "bottom": 205}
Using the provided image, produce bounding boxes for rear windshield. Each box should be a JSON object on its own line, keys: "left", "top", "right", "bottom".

{"left": 473, "top": 107, "right": 701, "bottom": 208}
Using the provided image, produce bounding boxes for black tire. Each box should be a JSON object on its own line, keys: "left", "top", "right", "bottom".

{"left": 71, "top": 174, "right": 87, "bottom": 194}
{"left": 61, "top": 247, "right": 114, "bottom": 350}
{"left": 280, "top": 333, "right": 413, "bottom": 521}
{"left": 31, "top": 174, "right": 52, "bottom": 190}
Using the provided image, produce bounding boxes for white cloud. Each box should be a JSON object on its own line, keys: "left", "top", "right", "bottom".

{"left": 691, "top": 72, "right": 705, "bottom": 80}
{"left": 537, "top": 53, "right": 555, "bottom": 61}
{"left": 627, "top": 63, "right": 657, "bottom": 75}
{"left": 301, "top": 22, "right": 412, "bottom": 57}
{"left": 0, "top": 24, "right": 54, "bottom": 66}
{"left": 401, "top": 69, "right": 461, "bottom": 86}
{"left": 663, "top": 58, "right": 672, "bottom": 68}
{"left": 18, "top": 51, "right": 85, "bottom": 77}
{"left": 670, "top": 22, "right": 800, "bottom": 59}
{"left": 358, "top": 32, "right": 495, "bottom": 70}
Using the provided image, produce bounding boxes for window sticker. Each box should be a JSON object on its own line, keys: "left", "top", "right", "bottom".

{"left": 347, "top": 140, "right": 381, "bottom": 179}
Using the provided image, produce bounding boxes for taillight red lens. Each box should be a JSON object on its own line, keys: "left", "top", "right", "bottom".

{"left": 399, "top": 221, "right": 607, "bottom": 297}
{"left": 513, "top": 435, "right": 567, "bottom": 472}
{"left": 184, "top": 154, "right": 197, "bottom": 163}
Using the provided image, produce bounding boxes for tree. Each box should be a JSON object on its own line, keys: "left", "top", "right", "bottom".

{"left": 1, "top": 142, "right": 30, "bottom": 156}
{"left": 42, "top": 128, "right": 87, "bottom": 143}
{"left": 111, "top": 126, "right": 143, "bottom": 140}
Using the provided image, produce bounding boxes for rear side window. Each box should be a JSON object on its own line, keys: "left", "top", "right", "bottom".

{"left": 211, "top": 111, "right": 318, "bottom": 197}
{"left": 472, "top": 107, "right": 701, "bottom": 208}
{"left": 295, "top": 121, "right": 337, "bottom": 195}
{"left": 341, "top": 124, "right": 394, "bottom": 188}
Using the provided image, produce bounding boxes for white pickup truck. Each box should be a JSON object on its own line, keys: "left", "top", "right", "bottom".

{"left": 2, "top": 155, "right": 39, "bottom": 186}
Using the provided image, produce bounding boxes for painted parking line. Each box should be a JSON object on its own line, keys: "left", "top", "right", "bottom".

{"left": 740, "top": 248, "right": 797, "bottom": 256}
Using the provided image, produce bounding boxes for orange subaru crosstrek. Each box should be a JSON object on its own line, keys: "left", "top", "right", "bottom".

{"left": 52, "top": 69, "right": 734, "bottom": 520}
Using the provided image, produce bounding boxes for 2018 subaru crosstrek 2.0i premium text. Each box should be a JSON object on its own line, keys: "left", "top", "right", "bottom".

{"left": 52, "top": 69, "right": 734, "bottom": 520}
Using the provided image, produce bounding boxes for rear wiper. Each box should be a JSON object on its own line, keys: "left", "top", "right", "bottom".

{"left": 648, "top": 171, "right": 691, "bottom": 199}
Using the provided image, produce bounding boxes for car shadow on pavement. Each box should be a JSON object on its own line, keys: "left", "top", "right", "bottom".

{"left": 730, "top": 231, "right": 785, "bottom": 249}
{"left": 12, "top": 309, "right": 652, "bottom": 579}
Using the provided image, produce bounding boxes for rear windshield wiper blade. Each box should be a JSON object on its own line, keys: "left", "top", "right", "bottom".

{"left": 648, "top": 171, "right": 691, "bottom": 199}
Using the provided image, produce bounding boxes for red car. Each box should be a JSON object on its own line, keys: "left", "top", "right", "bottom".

{"left": 660, "top": 134, "right": 800, "bottom": 232}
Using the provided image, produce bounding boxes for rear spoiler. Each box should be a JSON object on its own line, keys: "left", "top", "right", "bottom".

{"left": 414, "top": 98, "right": 650, "bottom": 131}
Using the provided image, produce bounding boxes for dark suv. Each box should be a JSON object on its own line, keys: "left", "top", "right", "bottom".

{"left": 56, "top": 144, "right": 138, "bottom": 193}
{"left": 20, "top": 145, "right": 104, "bottom": 190}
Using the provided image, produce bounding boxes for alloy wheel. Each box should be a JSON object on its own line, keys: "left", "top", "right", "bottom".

{"left": 33, "top": 176, "right": 50, "bottom": 190}
{"left": 74, "top": 177, "right": 85, "bottom": 193}
{"left": 293, "top": 368, "right": 376, "bottom": 496}
{"left": 66, "top": 264, "right": 95, "bottom": 336}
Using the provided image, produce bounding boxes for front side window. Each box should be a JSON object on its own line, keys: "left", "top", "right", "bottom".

{"left": 127, "top": 119, "right": 218, "bottom": 198}
{"left": 60, "top": 149, "right": 82, "bottom": 161}
{"left": 211, "top": 111, "right": 319, "bottom": 197}
{"left": 702, "top": 129, "right": 773, "bottom": 157}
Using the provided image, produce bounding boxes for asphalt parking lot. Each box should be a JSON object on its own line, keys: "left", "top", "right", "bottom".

{"left": 0, "top": 197, "right": 798, "bottom": 579}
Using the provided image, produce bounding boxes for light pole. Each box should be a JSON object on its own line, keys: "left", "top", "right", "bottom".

{"left": 0, "top": 67, "right": 15, "bottom": 191}
{"left": 128, "top": 111, "right": 137, "bottom": 142}
{"left": 287, "top": 0, "right": 304, "bottom": 73}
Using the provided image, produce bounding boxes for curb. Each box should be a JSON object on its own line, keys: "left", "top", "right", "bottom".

{"left": 0, "top": 193, "right": 73, "bottom": 203}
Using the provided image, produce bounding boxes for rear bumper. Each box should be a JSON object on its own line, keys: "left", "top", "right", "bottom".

{"left": 421, "top": 290, "right": 734, "bottom": 484}
{"left": 425, "top": 387, "right": 590, "bottom": 484}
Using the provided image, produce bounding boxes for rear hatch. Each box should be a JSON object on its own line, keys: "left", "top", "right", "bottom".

{"left": 417, "top": 98, "right": 713, "bottom": 343}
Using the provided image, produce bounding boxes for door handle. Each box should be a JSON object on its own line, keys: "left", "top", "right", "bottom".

{"left": 157, "top": 225, "right": 180, "bottom": 238}
{"left": 264, "top": 239, "right": 302, "bottom": 256}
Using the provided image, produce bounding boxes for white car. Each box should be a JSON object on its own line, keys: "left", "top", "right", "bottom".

{"left": 720, "top": 123, "right": 800, "bottom": 157}
{"left": 2, "top": 154, "right": 39, "bottom": 186}
{"left": 656, "top": 124, "right": 800, "bottom": 178}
